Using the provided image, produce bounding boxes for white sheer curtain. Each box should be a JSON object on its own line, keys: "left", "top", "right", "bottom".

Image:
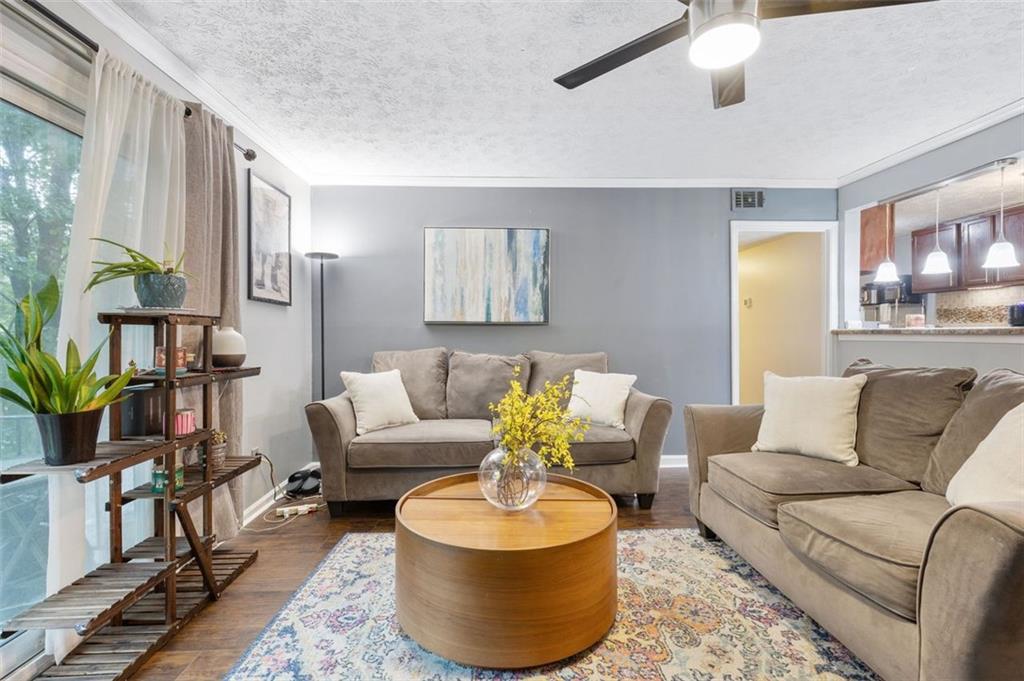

{"left": 50, "top": 48, "right": 186, "bottom": 663}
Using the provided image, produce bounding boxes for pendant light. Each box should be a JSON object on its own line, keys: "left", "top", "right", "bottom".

{"left": 921, "top": 189, "right": 952, "bottom": 275}
{"left": 873, "top": 203, "right": 899, "bottom": 283}
{"left": 982, "top": 165, "right": 1020, "bottom": 269}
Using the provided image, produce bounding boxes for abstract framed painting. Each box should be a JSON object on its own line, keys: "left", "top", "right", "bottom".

{"left": 424, "top": 227, "right": 550, "bottom": 325}
{"left": 247, "top": 170, "right": 292, "bottom": 306}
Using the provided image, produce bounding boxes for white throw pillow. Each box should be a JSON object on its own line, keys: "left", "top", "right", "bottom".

{"left": 946, "top": 402, "right": 1024, "bottom": 507}
{"left": 340, "top": 369, "right": 419, "bottom": 435}
{"left": 753, "top": 372, "right": 867, "bottom": 466}
{"left": 568, "top": 370, "right": 637, "bottom": 429}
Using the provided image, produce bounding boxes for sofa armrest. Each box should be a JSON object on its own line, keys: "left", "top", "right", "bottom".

{"left": 917, "top": 501, "right": 1024, "bottom": 681}
{"left": 683, "top": 404, "right": 763, "bottom": 519}
{"left": 623, "top": 388, "right": 673, "bottom": 494}
{"left": 304, "top": 392, "right": 358, "bottom": 502}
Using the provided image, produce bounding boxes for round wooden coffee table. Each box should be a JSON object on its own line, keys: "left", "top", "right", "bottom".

{"left": 395, "top": 472, "right": 617, "bottom": 668}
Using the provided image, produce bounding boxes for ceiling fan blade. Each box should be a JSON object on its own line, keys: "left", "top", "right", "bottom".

{"left": 555, "top": 16, "right": 689, "bottom": 89}
{"left": 711, "top": 64, "right": 745, "bottom": 109}
{"left": 759, "top": 0, "right": 935, "bottom": 21}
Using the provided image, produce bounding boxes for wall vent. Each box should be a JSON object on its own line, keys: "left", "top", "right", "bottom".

{"left": 732, "top": 189, "right": 765, "bottom": 210}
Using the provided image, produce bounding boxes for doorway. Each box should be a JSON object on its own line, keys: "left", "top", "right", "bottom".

{"left": 730, "top": 221, "right": 839, "bottom": 404}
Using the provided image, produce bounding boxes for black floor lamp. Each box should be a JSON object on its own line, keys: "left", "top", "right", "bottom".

{"left": 305, "top": 251, "right": 339, "bottom": 400}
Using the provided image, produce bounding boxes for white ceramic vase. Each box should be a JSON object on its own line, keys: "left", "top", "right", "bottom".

{"left": 212, "top": 326, "right": 247, "bottom": 368}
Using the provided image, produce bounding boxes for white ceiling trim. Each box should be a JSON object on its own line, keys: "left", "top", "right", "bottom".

{"left": 837, "top": 99, "right": 1024, "bottom": 188}
{"left": 75, "top": 0, "right": 311, "bottom": 182}
{"left": 305, "top": 175, "right": 839, "bottom": 189}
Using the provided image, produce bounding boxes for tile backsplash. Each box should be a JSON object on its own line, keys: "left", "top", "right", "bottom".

{"left": 936, "top": 285, "right": 1024, "bottom": 326}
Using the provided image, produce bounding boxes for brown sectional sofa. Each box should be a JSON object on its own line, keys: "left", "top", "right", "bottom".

{"left": 307, "top": 348, "right": 673, "bottom": 516}
{"left": 685, "top": 365, "right": 1024, "bottom": 681}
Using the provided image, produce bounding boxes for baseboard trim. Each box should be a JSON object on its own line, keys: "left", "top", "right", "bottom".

{"left": 242, "top": 457, "right": 682, "bottom": 521}
{"left": 242, "top": 461, "right": 318, "bottom": 526}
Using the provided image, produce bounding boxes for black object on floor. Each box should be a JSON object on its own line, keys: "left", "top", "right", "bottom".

{"left": 285, "top": 467, "right": 321, "bottom": 498}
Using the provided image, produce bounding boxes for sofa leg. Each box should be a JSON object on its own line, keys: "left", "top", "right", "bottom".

{"left": 637, "top": 493, "right": 655, "bottom": 510}
{"left": 696, "top": 520, "right": 718, "bottom": 541}
{"left": 327, "top": 501, "right": 347, "bottom": 518}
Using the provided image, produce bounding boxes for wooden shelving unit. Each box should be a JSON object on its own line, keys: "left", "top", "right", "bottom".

{"left": 0, "top": 311, "right": 262, "bottom": 680}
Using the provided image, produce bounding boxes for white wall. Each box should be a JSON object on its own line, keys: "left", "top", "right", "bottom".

{"left": 43, "top": 0, "right": 314, "bottom": 510}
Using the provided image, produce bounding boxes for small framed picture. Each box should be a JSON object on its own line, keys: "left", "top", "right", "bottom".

{"left": 247, "top": 170, "right": 292, "bottom": 306}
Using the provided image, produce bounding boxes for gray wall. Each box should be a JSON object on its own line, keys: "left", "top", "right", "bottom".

{"left": 311, "top": 186, "right": 836, "bottom": 454}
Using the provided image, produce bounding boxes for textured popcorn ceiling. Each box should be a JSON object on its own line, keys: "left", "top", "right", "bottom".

{"left": 114, "top": 0, "right": 1024, "bottom": 183}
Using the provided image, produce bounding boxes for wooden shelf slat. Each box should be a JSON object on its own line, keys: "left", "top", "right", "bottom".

{"left": 122, "top": 535, "right": 214, "bottom": 562}
{"left": 122, "top": 548, "right": 257, "bottom": 625}
{"left": 97, "top": 311, "right": 220, "bottom": 326}
{"left": 37, "top": 625, "right": 172, "bottom": 681}
{"left": 128, "top": 366, "right": 261, "bottom": 388}
{"left": 122, "top": 479, "right": 211, "bottom": 504}
{"left": 116, "top": 456, "right": 258, "bottom": 507}
{"left": 0, "top": 430, "right": 213, "bottom": 484}
{"left": 1, "top": 562, "right": 173, "bottom": 636}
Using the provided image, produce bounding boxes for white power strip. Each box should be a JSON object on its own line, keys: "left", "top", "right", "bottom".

{"left": 275, "top": 503, "right": 319, "bottom": 518}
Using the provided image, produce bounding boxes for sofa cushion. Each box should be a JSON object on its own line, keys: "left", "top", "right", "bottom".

{"left": 707, "top": 452, "right": 915, "bottom": 528}
{"left": 446, "top": 351, "right": 530, "bottom": 420}
{"left": 348, "top": 419, "right": 493, "bottom": 468}
{"left": 571, "top": 425, "right": 635, "bottom": 465}
{"left": 372, "top": 347, "right": 448, "bottom": 420}
{"left": 922, "top": 368, "right": 1024, "bottom": 494}
{"left": 347, "top": 421, "right": 633, "bottom": 469}
{"left": 778, "top": 491, "right": 951, "bottom": 620}
{"left": 843, "top": 359, "right": 976, "bottom": 483}
{"left": 527, "top": 350, "right": 607, "bottom": 396}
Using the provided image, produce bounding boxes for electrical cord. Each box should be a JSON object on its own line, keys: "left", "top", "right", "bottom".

{"left": 238, "top": 453, "right": 327, "bottom": 533}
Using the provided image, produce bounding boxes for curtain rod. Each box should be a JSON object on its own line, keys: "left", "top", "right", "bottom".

{"left": 21, "top": 0, "right": 257, "bottom": 162}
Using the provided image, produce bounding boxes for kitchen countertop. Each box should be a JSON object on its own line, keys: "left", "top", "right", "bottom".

{"left": 832, "top": 326, "right": 1024, "bottom": 336}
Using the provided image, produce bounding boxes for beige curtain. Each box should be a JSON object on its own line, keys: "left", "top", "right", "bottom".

{"left": 181, "top": 102, "right": 244, "bottom": 538}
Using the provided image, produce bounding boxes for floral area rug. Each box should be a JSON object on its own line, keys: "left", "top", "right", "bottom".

{"left": 226, "top": 529, "right": 878, "bottom": 680}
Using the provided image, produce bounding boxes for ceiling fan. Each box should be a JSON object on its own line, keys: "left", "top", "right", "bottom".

{"left": 554, "top": 0, "right": 935, "bottom": 109}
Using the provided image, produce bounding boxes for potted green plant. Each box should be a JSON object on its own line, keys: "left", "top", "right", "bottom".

{"left": 85, "top": 238, "right": 190, "bottom": 309}
{"left": 0, "top": 277, "right": 137, "bottom": 465}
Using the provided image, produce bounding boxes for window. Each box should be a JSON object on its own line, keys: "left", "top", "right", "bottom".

{"left": 0, "top": 0, "right": 88, "bottom": 673}
{"left": 0, "top": 97, "right": 82, "bottom": 678}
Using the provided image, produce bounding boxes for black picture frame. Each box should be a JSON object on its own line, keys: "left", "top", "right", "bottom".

{"left": 247, "top": 169, "right": 292, "bottom": 306}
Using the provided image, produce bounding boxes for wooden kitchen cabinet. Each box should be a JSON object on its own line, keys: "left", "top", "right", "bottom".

{"left": 911, "top": 223, "right": 960, "bottom": 292}
{"left": 961, "top": 215, "right": 995, "bottom": 287}
{"left": 860, "top": 203, "right": 894, "bottom": 274}
{"left": 996, "top": 206, "right": 1024, "bottom": 284}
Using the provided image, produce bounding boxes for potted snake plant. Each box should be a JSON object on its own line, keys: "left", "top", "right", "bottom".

{"left": 0, "top": 277, "right": 136, "bottom": 465}
{"left": 85, "top": 238, "right": 190, "bottom": 309}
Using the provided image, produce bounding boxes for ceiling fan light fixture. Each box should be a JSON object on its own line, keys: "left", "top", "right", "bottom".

{"left": 688, "top": 0, "right": 761, "bottom": 70}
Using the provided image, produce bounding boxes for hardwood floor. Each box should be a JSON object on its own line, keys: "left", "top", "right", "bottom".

{"left": 132, "top": 468, "right": 696, "bottom": 680}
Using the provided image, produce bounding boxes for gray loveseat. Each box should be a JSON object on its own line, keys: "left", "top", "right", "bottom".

{"left": 685, "top": 363, "right": 1024, "bottom": 681}
{"left": 306, "top": 348, "right": 673, "bottom": 516}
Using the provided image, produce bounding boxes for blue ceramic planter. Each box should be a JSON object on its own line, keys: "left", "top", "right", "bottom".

{"left": 134, "top": 273, "right": 187, "bottom": 308}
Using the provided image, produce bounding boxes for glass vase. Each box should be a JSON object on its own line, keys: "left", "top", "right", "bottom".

{"left": 478, "top": 446, "right": 547, "bottom": 512}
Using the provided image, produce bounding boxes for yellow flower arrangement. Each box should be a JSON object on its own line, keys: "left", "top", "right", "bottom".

{"left": 488, "top": 366, "right": 590, "bottom": 470}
